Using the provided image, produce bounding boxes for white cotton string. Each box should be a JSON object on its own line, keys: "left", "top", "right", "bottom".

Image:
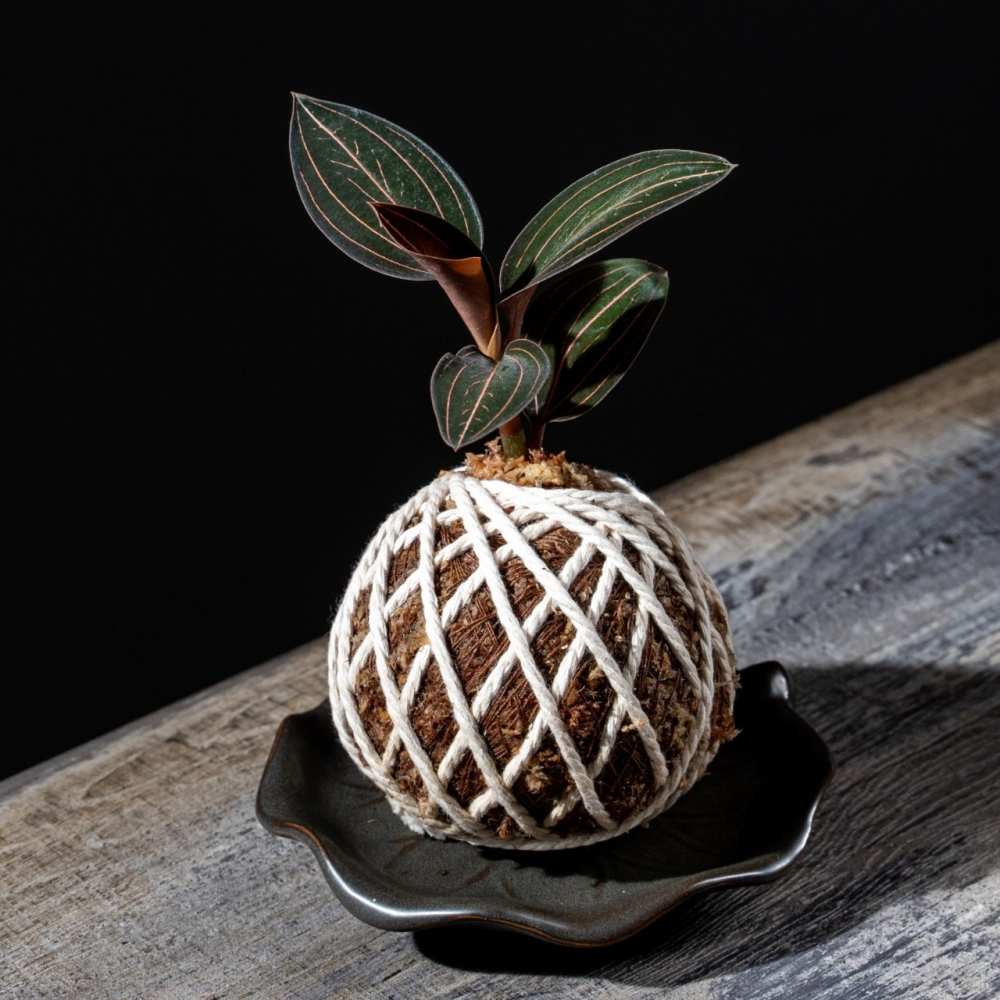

{"left": 328, "top": 470, "right": 736, "bottom": 850}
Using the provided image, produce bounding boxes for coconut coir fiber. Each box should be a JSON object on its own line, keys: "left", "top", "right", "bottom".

{"left": 349, "top": 444, "right": 737, "bottom": 840}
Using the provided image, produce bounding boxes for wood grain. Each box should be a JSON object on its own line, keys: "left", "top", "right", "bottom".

{"left": 3, "top": 343, "right": 998, "bottom": 999}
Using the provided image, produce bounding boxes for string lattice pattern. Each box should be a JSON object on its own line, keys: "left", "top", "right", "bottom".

{"left": 328, "top": 471, "right": 736, "bottom": 850}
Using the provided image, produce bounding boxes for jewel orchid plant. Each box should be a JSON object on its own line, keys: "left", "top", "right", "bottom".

{"left": 290, "top": 95, "right": 733, "bottom": 458}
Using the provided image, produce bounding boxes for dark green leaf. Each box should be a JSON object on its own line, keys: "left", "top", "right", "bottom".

{"left": 371, "top": 203, "right": 497, "bottom": 353}
{"left": 290, "top": 95, "right": 483, "bottom": 279}
{"left": 431, "top": 340, "right": 550, "bottom": 450}
{"left": 500, "top": 150, "right": 731, "bottom": 295}
{"left": 525, "top": 259, "right": 669, "bottom": 423}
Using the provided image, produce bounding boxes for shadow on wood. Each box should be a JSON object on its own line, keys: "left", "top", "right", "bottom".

{"left": 413, "top": 662, "right": 1000, "bottom": 989}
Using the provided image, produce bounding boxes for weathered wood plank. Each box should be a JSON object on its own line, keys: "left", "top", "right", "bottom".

{"left": 3, "top": 342, "right": 998, "bottom": 999}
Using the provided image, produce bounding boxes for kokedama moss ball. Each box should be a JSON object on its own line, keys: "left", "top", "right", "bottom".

{"left": 328, "top": 448, "right": 738, "bottom": 850}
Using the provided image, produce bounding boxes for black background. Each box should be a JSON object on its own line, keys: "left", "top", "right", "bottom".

{"left": 5, "top": 3, "right": 995, "bottom": 779}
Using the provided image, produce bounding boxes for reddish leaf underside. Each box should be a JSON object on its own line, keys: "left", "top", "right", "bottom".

{"left": 372, "top": 203, "right": 498, "bottom": 355}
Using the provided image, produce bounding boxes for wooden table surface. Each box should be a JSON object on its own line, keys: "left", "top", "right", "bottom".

{"left": 3, "top": 343, "right": 999, "bottom": 999}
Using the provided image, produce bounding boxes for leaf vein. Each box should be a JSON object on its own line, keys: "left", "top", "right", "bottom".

{"left": 298, "top": 100, "right": 395, "bottom": 202}
{"left": 298, "top": 172, "right": 422, "bottom": 271}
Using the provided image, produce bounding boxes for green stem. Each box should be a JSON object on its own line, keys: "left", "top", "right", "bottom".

{"left": 499, "top": 417, "right": 527, "bottom": 459}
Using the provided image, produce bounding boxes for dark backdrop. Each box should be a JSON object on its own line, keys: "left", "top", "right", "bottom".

{"left": 5, "top": 3, "right": 994, "bottom": 778}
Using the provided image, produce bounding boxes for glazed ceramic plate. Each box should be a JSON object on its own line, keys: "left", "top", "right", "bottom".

{"left": 256, "top": 661, "right": 833, "bottom": 947}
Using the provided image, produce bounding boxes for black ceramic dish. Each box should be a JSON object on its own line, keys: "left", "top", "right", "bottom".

{"left": 256, "top": 661, "right": 833, "bottom": 947}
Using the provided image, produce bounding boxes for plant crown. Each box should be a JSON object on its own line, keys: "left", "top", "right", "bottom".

{"left": 290, "top": 95, "right": 733, "bottom": 456}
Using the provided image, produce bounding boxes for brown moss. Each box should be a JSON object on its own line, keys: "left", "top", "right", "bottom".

{"left": 447, "top": 437, "right": 607, "bottom": 490}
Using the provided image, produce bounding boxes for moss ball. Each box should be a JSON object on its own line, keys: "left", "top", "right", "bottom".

{"left": 328, "top": 452, "right": 737, "bottom": 850}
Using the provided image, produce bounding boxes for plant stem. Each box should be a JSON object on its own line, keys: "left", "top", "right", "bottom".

{"left": 500, "top": 417, "right": 527, "bottom": 458}
{"left": 527, "top": 420, "right": 546, "bottom": 452}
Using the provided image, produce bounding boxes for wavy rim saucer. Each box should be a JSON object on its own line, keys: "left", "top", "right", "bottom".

{"left": 256, "top": 661, "right": 834, "bottom": 947}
